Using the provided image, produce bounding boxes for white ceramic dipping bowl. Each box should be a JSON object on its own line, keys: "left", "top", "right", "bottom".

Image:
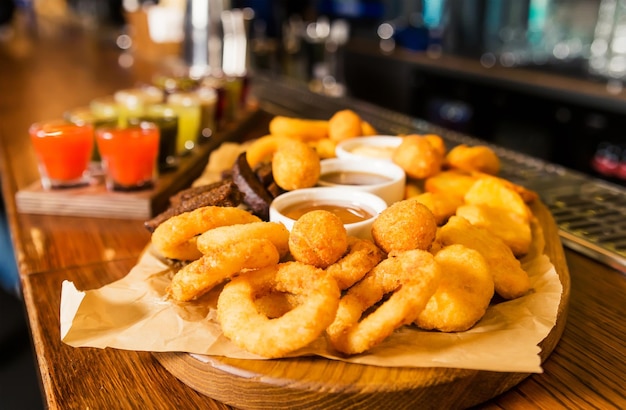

{"left": 269, "top": 187, "right": 388, "bottom": 239}
{"left": 317, "top": 158, "right": 406, "bottom": 205}
{"left": 335, "top": 135, "right": 402, "bottom": 162}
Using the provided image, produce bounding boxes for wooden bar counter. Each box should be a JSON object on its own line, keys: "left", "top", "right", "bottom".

{"left": 1, "top": 12, "right": 625, "bottom": 410}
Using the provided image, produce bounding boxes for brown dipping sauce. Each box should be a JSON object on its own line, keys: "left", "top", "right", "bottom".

{"left": 282, "top": 201, "right": 374, "bottom": 224}
{"left": 320, "top": 171, "right": 392, "bottom": 186}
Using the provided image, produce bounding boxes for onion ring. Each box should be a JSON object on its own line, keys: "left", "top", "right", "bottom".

{"left": 197, "top": 221, "right": 290, "bottom": 258}
{"left": 168, "top": 238, "right": 280, "bottom": 302}
{"left": 217, "top": 261, "right": 341, "bottom": 358}
{"left": 326, "top": 249, "right": 441, "bottom": 355}
{"left": 151, "top": 206, "right": 260, "bottom": 261}
{"left": 245, "top": 134, "right": 291, "bottom": 169}
{"left": 325, "top": 237, "right": 385, "bottom": 290}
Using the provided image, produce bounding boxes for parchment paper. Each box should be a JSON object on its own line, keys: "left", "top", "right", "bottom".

{"left": 60, "top": 217, "right": 562, "bottom": 374}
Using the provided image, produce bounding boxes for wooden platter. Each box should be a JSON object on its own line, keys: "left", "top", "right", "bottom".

{"left": 153, "top": 200, "right": 570, "bottom": 410}
{"left": 15, "top": 109, "right": 264, "bottom": 219}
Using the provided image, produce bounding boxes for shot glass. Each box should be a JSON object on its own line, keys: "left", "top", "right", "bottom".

{"left": 166, "top": 91, "right": 201, "bottom": 155}
{"left": 114, "top": 86, "right": 164, "bottom": 127}
{"left": 195, "top": 87, "right": 217, "bottom": 143}
{"left": 64, "top": 106, "right": 118, "bottom": 165}
{"left": 96, "top": 122, "right": 160, "bottom": 191}
{"left": 129, "top": 103, "right": 179, "bottom": 172}
{"left": 29, "top": 120, "right": 94, "bottom": 190}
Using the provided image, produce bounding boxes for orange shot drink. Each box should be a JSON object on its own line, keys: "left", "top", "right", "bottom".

{"left": 96, "top": 123, "right": 160, "bottom": 191}
{"left": 29, "top": 120, "right": 94, "bottom": 189}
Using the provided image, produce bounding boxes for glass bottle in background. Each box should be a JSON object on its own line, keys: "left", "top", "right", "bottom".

{"left": 166, "top": 91, "right": 201, "bottom": 155}
{"left": 195, "top": 86, "right": 218, "bottom": 143}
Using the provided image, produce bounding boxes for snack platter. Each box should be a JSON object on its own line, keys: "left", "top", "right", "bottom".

{"left": 150, "top": 199, "right": 569, "bottom": 410}
{"left": 15, "top": 108, "right": 264, "bottom": 219}
{"left": 58, "top": 87, "right": 570, "bottom": 409}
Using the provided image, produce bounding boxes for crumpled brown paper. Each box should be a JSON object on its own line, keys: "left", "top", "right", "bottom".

{"left": 60, "top": 217, "right": 563, "bottom": 374}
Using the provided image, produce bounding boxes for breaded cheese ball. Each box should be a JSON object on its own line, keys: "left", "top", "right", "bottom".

{"left": 371, "top": 199, "right": 437, "bottom": 253}
{"left": 272, "top": 140, "right": 321, "bottom": 191}
{"left": 392, "top": 135, "right": 443, "bottom": 179}
{"left": 289, "top": 210, "right": 348, "bottom": 268}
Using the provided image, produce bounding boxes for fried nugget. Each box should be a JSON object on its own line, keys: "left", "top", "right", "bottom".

{"left": 446, "top": 144, "right": 500, "bottom": 175}
{"left": 289, "top": 210, "right": 348, "bottom": 268}
{"left": 328, "top": 109, "right": 364, "bottom": 142}
{"left": 424, "top": 170, "right": 477, "bottom": 201}
{"left": 272, "top": 140, "right": 321, "bottom": 191}
{"left": 456, "top": 204, "right": 532, "bottom": 256}
{"left": 392, "top": 135, "right": 443, "bottom": 180}
{"left": 371, "top": 199, "right": 437, "bottom": 253}
{"left": 415, "top": 244, "right": 494, "bottom": 332}
{"left": 409, "top": 191, "right": 464, "bottom": 226}
{"left": 434, "top": 216, "right": 530, "bottom": 299}
{"left": 464, "top": 177, "right": 531, "bottom": 221}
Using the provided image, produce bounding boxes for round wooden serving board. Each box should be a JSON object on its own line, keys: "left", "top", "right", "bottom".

{"left": 154, "top": 200, "right": 570, "bottom": 410}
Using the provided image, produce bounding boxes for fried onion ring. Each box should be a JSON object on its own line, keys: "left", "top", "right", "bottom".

{"left": 151, "top": 206, "right": 260, "bottom": 261}
{"left": 168, "top": 238, "right": 280, "bottom": 302}
{"left": 167, "top": 221, "right": 291, "bottom": 301}
{"left": 197, "top": 221, "right": 290, "bottom": 258}
{"left": 245, "top": 134, "right": 291, "bottom": 168}
{"left": 326, "top": 249, "right": 441, "bottom": 355}
{"left": 268, "top": 116, "right": 329, "bottom": 141}
{"left": 325, "top": 236, "right": 385, "bottom": 290}
{"left": 217, "top": 261, "right": 341, "bottom": 358}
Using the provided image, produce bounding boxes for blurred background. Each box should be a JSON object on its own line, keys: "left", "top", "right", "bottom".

{"left": 1, "top": 1, "right": 626, "bottom": 408}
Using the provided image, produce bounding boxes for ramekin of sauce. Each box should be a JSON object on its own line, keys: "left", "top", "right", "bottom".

{"left": 335, "top": 135, "right": 402, "bottom": 162}
{"left": 269, "top": 187, "right": 388, "bottom": 239}
{"left": 317, "top": 158, "right": 406, "bottom": 205}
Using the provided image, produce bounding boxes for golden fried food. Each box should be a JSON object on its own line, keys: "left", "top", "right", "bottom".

{"left": 328, "top": 109, "right": 364, "bottom": 142}
{"left": 434, "top": 216, "right": 530, "bottom": 299}
{"left": 309, "top": 137, "right": 337, "bottom": 159}
{"left": 456, "top": 204, "right": 531, "bottom": 256}
{"left": 371, "top": 199, "right": 437, "bottom": 253}
{"left": 151, "top": 206, "right": 260, "bottom": 261}
{"left": 423, "top": 134, "right": 446, "bottom": 158}
{"left": 424, "top": 170, "right": 477, "bottom": 201}
{"left": 245, "top": 134, "right": 291, "bottom": 168}
{"left": 168, "top": 238, "right": 280, "bottom": 302}
{"left": 470, "top": 172, "right": 538, "bottom": 203}
{"left": 415, "top": 244, "right": 494, "bottom": 332}
{"left": 409, "top": 191, "right": 464, "bottom": 225}
{"left": 446, "top": 144, "right": 500, "bottom": 175}
{"left": 392, "top": 135, "right": 444, "bottom": 179}
{"left": 197, "top": 221, "right": 290, "bottom": 258}
{"left": 289, "top": 210, "right": 348, "bottom": 268}
{"left": 272, "top": 139, "right": 321, "bottom": 190}
{"left": 361, "top": 120, "right": 378, "bottom": 136}
{"left": 168, "top": 221, "right": 290, "bottom": 301}
{"left": 326, "top": 249, "right": 441, "bottom": 355}
{"left": 325, "top": 236, "right": 386, "bottom": 290}
{"left": 217, "top": 261, "right": 341, "bottom": 358}
{"left": 404, "top": 180, "right": 424, "bottom": 199}
{"left": 464, "top": 177, "right": 531, "bottom": 221}
{"left": 268, "top": 116, "right": 329, "bottom": 141}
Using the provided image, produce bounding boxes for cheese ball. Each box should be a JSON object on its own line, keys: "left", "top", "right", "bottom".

{"left": 289, "top": 210, "right": 348, "bottom": 268}
{"left": 371, "top": 199, "right": 437, "bottom": 253}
